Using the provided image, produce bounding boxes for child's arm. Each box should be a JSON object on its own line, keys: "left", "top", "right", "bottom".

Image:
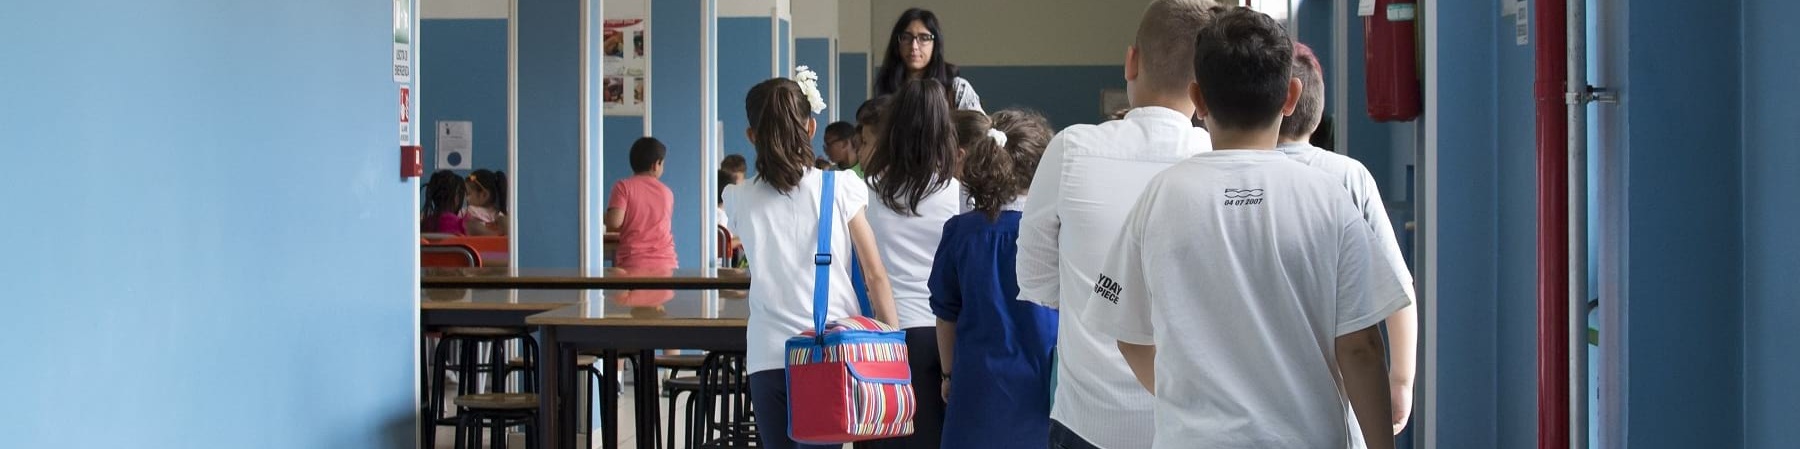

{"left": 1337, "top": 325, "right": 1395, "bottom": 449}
{"left": 847, "top": 210, "right": 898, "bottom": 327}
{"left": 604, "top": 207, "right": 625, "bottom": 229}
{"left": 936, "top": 319, "right": 956, "bottom": 403}
{"left": 1385, "top": 304, "right": 1417, "bottom": 434}
{"left": 1117, "top": 341, "right": 1156, "bottom": 394}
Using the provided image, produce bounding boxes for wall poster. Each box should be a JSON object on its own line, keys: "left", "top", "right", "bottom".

{"left": 603, "top": 19, "right": 648, "bottom": 116}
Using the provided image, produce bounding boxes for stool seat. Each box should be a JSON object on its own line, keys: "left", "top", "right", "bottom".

{"left": 454, "top": 393, "right": 539, "bottom": 410}
{"left": 441, "top": 326, "right": 526, "bottom": 337}
{"left": 509, "top": 355, "right": 597, "bottom": 367}
{"left": 665, "top": 376, "right": 703, "bottom": 391}
{"left": 654, "top": 354, "right": 706, "bottom": 369}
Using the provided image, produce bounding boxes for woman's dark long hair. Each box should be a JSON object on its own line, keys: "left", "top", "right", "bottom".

{"left": 744, "top": 78, "right": 814, "bottom": 194}
{"left": 875, "top": 8, "right": 957, "bottom": 100}
{"left": 865, "top": 79, "right": 957, "bottom": 216}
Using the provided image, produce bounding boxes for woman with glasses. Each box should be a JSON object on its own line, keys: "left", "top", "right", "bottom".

{"left": 875, "top": 8, "right": 983, "bottom": 113}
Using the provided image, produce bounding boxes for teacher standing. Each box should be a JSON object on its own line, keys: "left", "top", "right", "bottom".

{"left": 876, "top": 8, "right": 984, "bottom": 113}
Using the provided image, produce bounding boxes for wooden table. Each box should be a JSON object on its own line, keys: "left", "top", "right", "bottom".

{"left": 422, "top": 267, "right": 750, "bottom": 290}
{"left": 527, "top": 291, "right": 750, "bottom": 449}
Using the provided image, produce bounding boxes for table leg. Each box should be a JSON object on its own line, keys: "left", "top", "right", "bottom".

{"left": 537, "top": 327, "right": 566, "bottom": 449}
{"left": 635, "top": 350, "right": 660, "bottom": 449}
{"left": 600, "top": 350, "right": 620, "bottom": 449}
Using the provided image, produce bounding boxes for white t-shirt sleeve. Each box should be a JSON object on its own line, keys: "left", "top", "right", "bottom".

{"left": 1353, "top": 164, "right": 1416, "bottom": 305}
{"left": 1333, "top": 195, "right": 1406, "bottom": 336}
{"left": 953, "top": 77, "right": 984, "bottom": 113}
{"left": 835, "top": 171, "right": 870, "bottom": 221}
{"left": 1016, "top": 136, "right": 1069, "bottom": 308}
{"left": 1081, "top": 185, "right": 1157, "bottom": 346}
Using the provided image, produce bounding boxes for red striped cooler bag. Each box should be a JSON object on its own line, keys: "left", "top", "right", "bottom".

{"left": 783, "top": 171, "right": 916, "bottom": 444}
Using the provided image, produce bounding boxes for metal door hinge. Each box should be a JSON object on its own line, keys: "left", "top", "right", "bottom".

{"left": 1568, "top": 85, "right": 1619, "bottom": 105}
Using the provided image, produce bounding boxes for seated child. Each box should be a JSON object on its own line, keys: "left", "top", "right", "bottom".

{"left": 606, "top": 137, "right": 678, "bottom": 269}
{"left": 930, "top": 108, "right": 1059, "bottom": 449}
{"left": 421, "top": 170, "right": 466, "bottom": 235}
{"left": 461, "top": 169, "right": 510, "bottom": 236}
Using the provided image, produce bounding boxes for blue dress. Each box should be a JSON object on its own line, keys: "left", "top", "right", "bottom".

{"left": 929, "top": 210, "right": 1059, "bottom": 448}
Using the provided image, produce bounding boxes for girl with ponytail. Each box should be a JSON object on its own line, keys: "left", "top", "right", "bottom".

{"left": 730, "top": 76, "right": 898, "bottom": 449}
{"left": 930, "top": 108, "right": 1060, "bottom": 448}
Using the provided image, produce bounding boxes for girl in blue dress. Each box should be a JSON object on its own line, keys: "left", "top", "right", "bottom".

{"left": 929, "top": 108, "right": 1059, "bottom": 448}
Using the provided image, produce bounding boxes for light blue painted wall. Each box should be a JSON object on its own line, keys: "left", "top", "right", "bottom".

{"left": 719, "top": 18, "right": 776, "bottom": 169}
{"left": 517, "top": 0, "right": 582, "bottom": 268}
{"left": 646, "top": 0, "right": 706, "bottom": 268}
{"left": 421, "top": 19, "right": 509, "bottom": 175}
{"left": 839, "top": 52, "right": 870, "bottom": 109}
{"left": 1743, "top": 1, "right": 1800, "bottom": 446}
{"left": 1618, "top": 1, "right": 1745, "bottom": 446}
{"left": 1490, "top": 9, "right": 1541, "bottom": 447}
{"left": 1429, "top": 2, "right": 1502, "bottom": 447}
{"left": 0, "top": 1, "right": 415, "bottom": 447}
{"left": 957, "top": 65, "right": 1125, "bottom": 129}
{"left": 797, "top": 38, "right": 833, "bottom": 154}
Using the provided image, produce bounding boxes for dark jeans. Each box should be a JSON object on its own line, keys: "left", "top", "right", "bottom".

{"left": 1049, "top": 420, "right": 1102, "bottom": 449}
{"left": 748, "top": 370, "right": 839, "bottom": 449}
{"left": 855, "top": 326, "right": 945, "bottom": 449}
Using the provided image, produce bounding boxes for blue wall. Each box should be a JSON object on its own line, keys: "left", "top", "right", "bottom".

{"left": 839, "top": 52, "right": 869, "bottom": 111}
{"left": 648, "top": 0, "right": 705, "bottom": 268}
{"left": 796, "top": 38, "right": 833, "bottom": 155}
{"left": 1430, "top": 1, "right": 1502, "bottom": 446}
{"left": 0, "top": 1, "right": 415, "bottom": 447}
{"left": 957, "top": 65, "right": 1125, "bottom": 129}
{"left": 1619, "top": 1, "right": 1744, "bottom": 446}
{"left": 517, "top": 0, "right": 582, "bottom": 268}
{"left": 1490, "top": 9, "right": 1541, "bottom": 447}
{"left": 421, "top": 19, "right": 509, "bottom": 174}
{"left": 718, "top": 18, "right": 776, "bottom": 168}
{"left": 1743, "top": 0, "right": 1800, "bottom": 446}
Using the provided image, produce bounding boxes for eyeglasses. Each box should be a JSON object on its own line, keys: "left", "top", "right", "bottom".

{"left": 896, "top": 33, "right": 935, "bottom": 47}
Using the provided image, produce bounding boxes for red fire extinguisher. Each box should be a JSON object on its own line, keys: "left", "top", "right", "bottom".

{"left": 1365, "top": 0, "right": 1421, "bottom": 122}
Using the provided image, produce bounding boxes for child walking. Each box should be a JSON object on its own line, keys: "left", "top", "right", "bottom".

{"left": 930, "top": 109, "right": 1059, "bottom": 449}
{"left": 727, "top": 77, "right": 899, "bottom": 449}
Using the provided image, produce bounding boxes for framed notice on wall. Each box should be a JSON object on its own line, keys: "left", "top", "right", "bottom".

{"left": 604, "top": 19, "right": 648, "bottom": 116}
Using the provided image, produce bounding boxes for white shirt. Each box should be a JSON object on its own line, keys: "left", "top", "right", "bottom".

{"left": 864, "top": 177, "right": 963, "bottom": 329}
{"left": 1083, "top": 150, "right": 1410, "bottom": 449}
{"left": 1015, "top": 106, "right": 1211, "bottom": 448}
{"left": 1277, "top": 142, "right": 1415, "bottom": 306}
{"left": 726, "top": 169, "right": 871, "bottom": 374}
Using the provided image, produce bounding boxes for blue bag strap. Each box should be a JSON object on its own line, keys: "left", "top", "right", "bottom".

{"left": 812, "top": 171, "right": 837, "bottom": 340}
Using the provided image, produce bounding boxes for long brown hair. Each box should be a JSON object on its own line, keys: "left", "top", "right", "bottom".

{"left": 956, "top": 108, "right": 1052, "bottom": 219}
{"left": 744, "top": 78, "right": 814, "bottom": 194}
{"left": 865, "top": 79, "right": 957, "bottom": 216}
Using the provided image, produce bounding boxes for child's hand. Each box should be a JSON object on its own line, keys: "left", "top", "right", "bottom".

{"left": 1390, "top": 381, "right": 1413, "bottom": 434}
{"left": 940, "top": 378, "right": 951, "bottom": 403}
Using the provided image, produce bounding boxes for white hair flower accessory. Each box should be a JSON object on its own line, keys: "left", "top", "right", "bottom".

{"left": 987, "top": 128, "right": 1009, "bottom": 147}
{"left": 792, "top": 66, "right": 827, "bottom": 115}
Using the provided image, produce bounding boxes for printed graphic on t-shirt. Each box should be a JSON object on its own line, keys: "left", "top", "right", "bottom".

{"left": 1094, "top": 274, "right": 1122, "bottom": 304}
{"left": 1223, "top": 188, "right": 1266, "bottom": 206}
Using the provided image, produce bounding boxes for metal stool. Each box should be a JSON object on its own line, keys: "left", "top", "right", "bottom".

{"left": 688, "top": 352, "right": 756, "bottom": 448}
{"left": 426, "top": 327, "right": 539, "bottom": 449}
{"left": 452, "top": 393, "right": 539, "bottom": 449}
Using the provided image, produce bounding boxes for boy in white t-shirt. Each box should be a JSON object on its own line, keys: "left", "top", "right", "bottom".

{"left": 1279, "top": 42, "right": 1419, "bottom": 436}
{"left": 1083, "top": 9, "right": 1405, "bottom": 449}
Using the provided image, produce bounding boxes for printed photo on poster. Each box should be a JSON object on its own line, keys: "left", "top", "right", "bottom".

{"left": 603, "top": 18, "right": 649, "bottom": 116}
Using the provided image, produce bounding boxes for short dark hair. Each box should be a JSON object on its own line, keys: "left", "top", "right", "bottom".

{"left": 824, "top": 121, "right": 857, "bottom": 143}
{"left": 628, "top": 137, "right": 666, "bottom": 173}
{"left": 1279, "top": 42, "right": 1324, "bottom": 141}
{"left": 720, "top": 154, "right": 748, "bottom": 174}
{"left": 1192, "top": 8, "right": 1294, "bottom": 131}
{"left": 856, "top": 95, "right": 893, "bottom": 131}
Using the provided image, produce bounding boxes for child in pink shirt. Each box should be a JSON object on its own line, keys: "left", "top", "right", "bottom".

{"left": 606, "top": 137, "right": 678, "bottom": 269}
